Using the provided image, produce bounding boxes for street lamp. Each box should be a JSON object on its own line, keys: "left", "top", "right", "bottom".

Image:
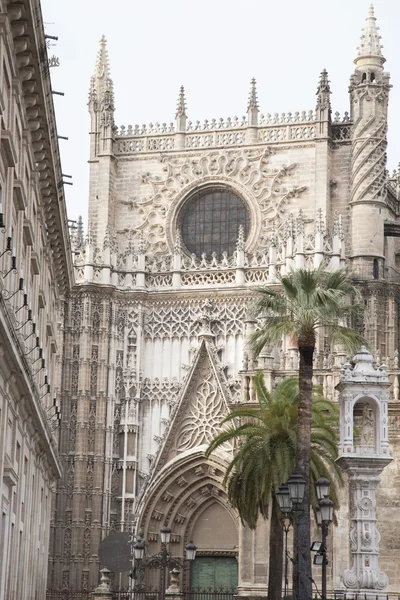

{"left": 315, "top": 475, "right": 331, "bottom": 501}
{"left": 132, "top": 524, "right": 197, "bottom": 600}
{"left": 160, "top": 523, "right": 172, "bottom": 544}
{"left": 287, "top": 472, "right": 306, "bottom": 507}
{"left": 276, "top": 484, "right": 293, "bottom": 600}
{"left": 276, "top": 474, "right": 306, "bottom": 600}
{"left": 133, "top": 540, "right": 145, "bottom": 561}
{"left": 312, "top": 477, "right": 334, "bottom": 600}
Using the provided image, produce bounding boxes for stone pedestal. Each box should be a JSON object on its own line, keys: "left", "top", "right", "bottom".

{"left": 91, "top": 568, "right": 113, "bottom": 600}
{"left": 165, "top": 568, "right": 184, "bottom": 600}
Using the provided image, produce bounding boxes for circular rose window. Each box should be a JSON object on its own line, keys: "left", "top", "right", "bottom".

{"left": 180, "top": 188, "right": 250, "bottom": 257}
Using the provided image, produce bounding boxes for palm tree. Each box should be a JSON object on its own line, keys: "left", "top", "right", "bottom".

{"left": 206, "top": 373, "right": 343, "bottom": 600}
{"left": 249, "top": 266, "right": 363, "bottom": 600}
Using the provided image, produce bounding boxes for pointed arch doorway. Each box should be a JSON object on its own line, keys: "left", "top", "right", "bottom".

{"left": 190, "top": 502, "right": 238, "bottom": 592}
{"left": 136, "top": 450, "right": 239, "bottom": 594}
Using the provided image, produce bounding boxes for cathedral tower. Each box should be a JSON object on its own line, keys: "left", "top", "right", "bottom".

{"left": 349, "top": 5, "right": 391, "bottom": 276}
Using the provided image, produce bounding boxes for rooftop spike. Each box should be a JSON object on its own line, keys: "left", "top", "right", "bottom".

{"left": 95, "top": 35, "right": 111, "bottom": 81}
{"left": 76, "top": 215, "right": 84, "bottom": 246}
{"left": 175, "top": 85, "right": 187, "bottom": 137}
{"left": 175, "top": 86, "right": 187, "bottom": 119}
{"left": 89, "top": 35, "right": 115, "bottom": 109}
{"left": 247, "top": 78, "right": 259, "bottom": 130}
{"left": 316, "top": 69, "right": 331, "bottom": 118}
{"left": 355, "top": 4, "right": 385, "bottom": 69}
{"left": 247, "top": 78, "right": 259, "bottom": 112}
{"left": 236, "top": 225, "right": 245, "bottom": 252}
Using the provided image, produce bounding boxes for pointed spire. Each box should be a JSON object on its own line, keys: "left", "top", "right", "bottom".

{"left": 316, "top": 69, "right": 331, "bottom": 114}
{"left": 137, "top": 231, "right": 146, "bottom": 255}
{"left": 247, "top": 78, "right": 259, "bottom": 128}
{"left": 174, "top": 231, "right": 182, "bottom": 255}
{"left": 315, "top": 208, "right": 325, "bottom": 234}
{"left": 95, "top": 35, "right": 111, "bottom": 81}
{"left": 102, "top": 224, "right": 111, "bottom": 250}
{"left": 76, "top": 215, "right": 84, "bottom": 246}
{"left": 176, "top": 86, "right": 187, "bottom": 119}
{"left": 247, "top": 78, "right": 259, "bottom": 111}
{"left": 89, "top": 35, "right": 115, "bottom": 118}
{"left": 175, "top": 85, "right": 187, "bottom": 134}
{"left": 236, "top": 225, "right": 245, "bottom": 252}
{"left": 355, "top": 4, "right": 385, "bottom": 69}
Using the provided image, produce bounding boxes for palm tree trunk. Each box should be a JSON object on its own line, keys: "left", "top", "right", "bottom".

{"left": 267, "top": 493, "right": 283, "bottom": 600}
{"left": 294, "top": 343, "right": 314, "bottom": 600}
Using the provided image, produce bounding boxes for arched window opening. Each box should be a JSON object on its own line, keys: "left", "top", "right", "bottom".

{"left": 362, "top": 72, "right": 367, "bottom": 83}
{"left": 353, "top": 400, "right": 376, "bottom": 453}
{"left": 373, "top": 259, "right": 379, "bottom": 280}
{"left": 370, "top": 72, "right": 375, "bottom": 82}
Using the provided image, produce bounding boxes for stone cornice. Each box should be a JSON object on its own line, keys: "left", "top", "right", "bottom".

{"left": 4, "top": 0, "right": 74, "bottom": 295}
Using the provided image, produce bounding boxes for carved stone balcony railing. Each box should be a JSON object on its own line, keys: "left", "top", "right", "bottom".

{"left": 113, "top": 111, "right": 355, "bottom": 155}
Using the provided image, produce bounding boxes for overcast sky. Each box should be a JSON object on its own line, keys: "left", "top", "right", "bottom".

{"left": 41, "top": 0, "right": 400, "bottom": 224}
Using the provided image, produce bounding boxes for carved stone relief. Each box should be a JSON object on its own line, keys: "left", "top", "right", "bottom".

{"left": 125, "top": 149, "right": 306, "bottom": 256}
{"left": 176, "top": 371, "right": 228, "bottom": 451}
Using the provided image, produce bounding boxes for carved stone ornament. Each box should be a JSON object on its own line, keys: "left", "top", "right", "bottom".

{"left": 129, "top": 149, "right": 306, "bottom": 256}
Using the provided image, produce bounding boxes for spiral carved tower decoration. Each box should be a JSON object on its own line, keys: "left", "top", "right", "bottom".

{"left": 349, "top": 5, "right": 391, "bottom": 268}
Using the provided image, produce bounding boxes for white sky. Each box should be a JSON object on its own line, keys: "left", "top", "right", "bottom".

{"left": 41, "top": 0, "right": 400, "bottom": 223}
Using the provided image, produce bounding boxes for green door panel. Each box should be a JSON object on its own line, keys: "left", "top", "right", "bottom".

{"left": 190, "top": 557, "right": 238, "bottom": 591}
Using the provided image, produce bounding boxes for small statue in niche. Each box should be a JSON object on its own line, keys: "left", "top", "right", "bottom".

{"left": 361, "top": 405, "right": 375, "bottom": 446}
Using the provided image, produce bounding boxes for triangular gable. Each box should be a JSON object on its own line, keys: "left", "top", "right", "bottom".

{"left": 150, "top": 337, "right": 234, "bottom": 477}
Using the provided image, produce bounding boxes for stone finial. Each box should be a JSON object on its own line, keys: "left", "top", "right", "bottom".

{"left": 174, "top": 231, "right": 182, "bottom": 255}
{"left": 270, "top": 221, "right": 277, "bottom": 246}
{"left": 332, "top": 211, "right": 340, "bottom": 237}
{"left": 247, "top": 78, "right": 259, "bottom": 127}
{"left": 340, "top": 346, "right": 389, "bottom": 383}
{"left": 236, "top": 225, "right": 245, "bottom": 252}
{"left": 94, "top": 568, "right": 112, "bottom": 595}
{"left": 86, "top": 221, "right": 97, "bottom": 247}
{"left": 287, "top": 212, "right": 294, "bottom": 237}
{"left": 76, "top": 215, "right": 84, "bottom": 246}
{"left": 355, "top": 4, "right": 385, "bottom": 68}
{"left": 89, "top": 35, "right": 115, "bottom": 116}
{"left": 316, "top": 69, "right": 331, "bottom": 114}
{"left": 247, "top": 78, "right": 259, "bottom": 111}
{"left": 315, "top": 208, "right": 325, "bottom": 234}
{"left": 103, "top": 224, "right": 111, "bottom": 250}
{"left": 296, "top": 209, "right": 304, "bottom": 236}
{"left": 175, "top": 86, "right": 187, "bottom": 119}
{"left": 137, "top": 231, "right": 146, "bottom": 255}
{"left": 175, "top": 86, "right": 187, "bottom": 134}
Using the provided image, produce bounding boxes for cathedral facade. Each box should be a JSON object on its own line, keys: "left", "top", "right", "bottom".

{"left": 49, "top": 6, "right": 400, "bottom": 595}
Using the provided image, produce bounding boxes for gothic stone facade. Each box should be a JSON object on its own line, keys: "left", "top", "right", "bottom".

{"left": 0, "top": 0, "right": 73, "bottom": 599}
{"left": 50, "top": 7, "right": 400, "bottom": 595}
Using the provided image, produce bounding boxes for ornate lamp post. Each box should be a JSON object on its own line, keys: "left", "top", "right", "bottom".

{"left": 133, "top": 524, "right": 197, "bottom": 600}
{"left": 276, "top": 484, "right": 292, "bottom": 600}
{"left": 313, "top": 476, "right": 334, "bottom": 600}
{"left": 276, "top": 472, "right": 306, "bottom": 600}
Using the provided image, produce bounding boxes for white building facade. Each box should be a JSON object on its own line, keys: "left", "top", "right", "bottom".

{"left": 50, "top": 6, "right": 400, "bottom": 596}
{"left": 0, "top": 0, "right": 73, "bottom": 599}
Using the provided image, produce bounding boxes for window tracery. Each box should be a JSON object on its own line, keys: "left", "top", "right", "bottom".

{"left": 180, "top": 188, "right": 249, "bottom": 258}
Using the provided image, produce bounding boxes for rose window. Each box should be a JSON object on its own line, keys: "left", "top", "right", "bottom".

{"left": 180, "top": 188, "right": 250, "bottom": 257}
